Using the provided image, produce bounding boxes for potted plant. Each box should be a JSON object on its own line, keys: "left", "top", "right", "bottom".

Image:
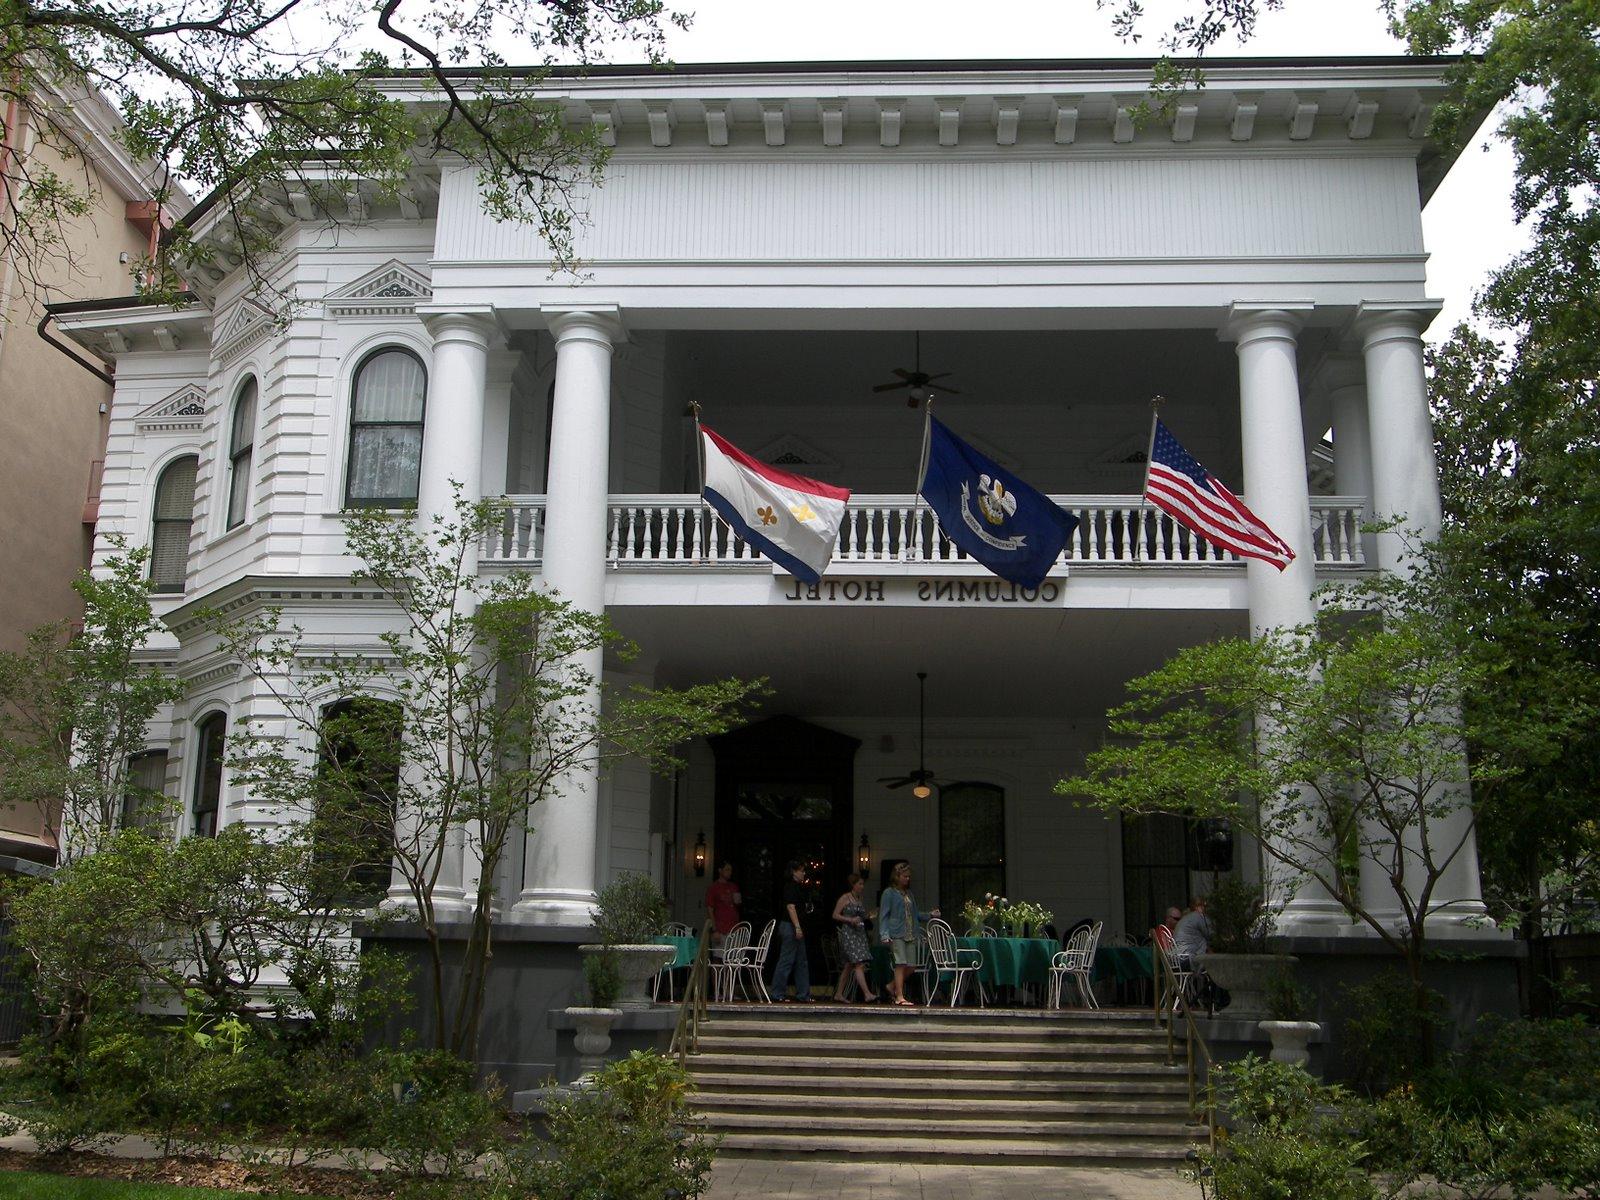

{"left": 960, "top": 896, "right": 998, "bottom": 936}
{"left": 567, "top": 951, "right": 623, "bottom": 1081}
{"left": 1194, "top": 876, "right": 1297, "bottom": 1021}
{"left": 1258, "top": 967, "right": 1320, "bottom": 1068}
{"left": 999, "top": 899, "right": 1054, "bottom": 938}
{"left": 579, "top": 871, "right": 676, "bottom": 1010}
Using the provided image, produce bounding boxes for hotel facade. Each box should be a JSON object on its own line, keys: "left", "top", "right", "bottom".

{"left": 56, "top": 57, "right": 1502, "bottom": 1004}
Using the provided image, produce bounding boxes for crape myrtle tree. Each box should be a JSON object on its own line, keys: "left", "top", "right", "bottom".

{"left": 0, "top": 0, "right": 688, "bottom": 301}
{"left": 212, "top": 495, "right": 761, "bottom": 1061}
{"left": 0, "top": 541, "right": 183, "bottom": 861}
{"left": 1103, "top": 0, "right": 1600, "bottom": 945}
{"left": 1057, "top": 567, "right": 1576, "bottom": 1051}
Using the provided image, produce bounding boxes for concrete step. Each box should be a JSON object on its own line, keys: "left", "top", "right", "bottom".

{"left": 699, "top": 1111, "right": 1198, "bottom": 1140}
{"left": 712, "top": 1131, "right": 1203, "bottom": 1166}
{"left": 702, "top": 1016, "right": 1167, "bottom": 1042}
{"left": 689, "top": 1071, "right": 1190, "bottom": 1100}
{"left": 693, "top": 1092, "right": 1194, "bottom": 1122}
{"left": 707, "top": 1004, "right": 1154, "bottom": 1029}
{"left": 694, "top": 1033, "right": 1169, "bottom": 1061}
{"left": 690, "top": 1052, "right": 1186, "bottom": 1080}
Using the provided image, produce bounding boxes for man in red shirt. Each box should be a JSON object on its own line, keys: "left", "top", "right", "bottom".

{"left": 704, "top": 862, "right": 742, "bottom": 942}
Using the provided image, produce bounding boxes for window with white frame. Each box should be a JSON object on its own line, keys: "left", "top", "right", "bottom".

{"left": 345, "top": 349, "right": 426, "bottom": 507}
{"left": 191, "top": 713, "right": 226, "bottom": 837}
{"left": 225, "top": 378, "right": 257, "bottom": 529}
{"left": 150, "top": 456, "right": 198, "bottom": 593}
{"left": 122, "top": 750, "right": 169, "bottom": 830}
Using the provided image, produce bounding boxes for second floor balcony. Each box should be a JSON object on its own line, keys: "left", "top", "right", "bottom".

{"left": 484, "top": 493, "right": 1368, "bottom": 575}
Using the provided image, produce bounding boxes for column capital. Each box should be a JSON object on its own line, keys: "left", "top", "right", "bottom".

{"left": 1221, "top": 300, "right": 1315, "bottom": 347}
{"left": 415, "top": 306, "right": 501, "bottom": 348}
{"left": 1353, "top": 299, "right": 1444, "bottom": 347}
{"left": 541, "top": 303, "right": 627, "bottom": 349}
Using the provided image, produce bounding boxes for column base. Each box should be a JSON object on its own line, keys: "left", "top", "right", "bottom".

{"left": 1424, "top": 901, "right": 1505, "bottom": 937}
{"left": 1274, "top": 898, "right": 1352, "bottom": 936}
{"left": 511, "top": 890, "right": 599, "bottom": 928}
{"left": 384, "top": 886, "right": 474, "bottom": 919}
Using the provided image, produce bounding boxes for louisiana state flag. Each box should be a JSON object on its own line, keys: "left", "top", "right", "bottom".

{"left": 918, "top": 417, "right": 1077, "bottom": 589}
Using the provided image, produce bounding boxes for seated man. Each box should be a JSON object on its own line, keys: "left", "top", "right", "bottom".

{"left": 1172, "top": 896, "right": 1211, "bottom": 970}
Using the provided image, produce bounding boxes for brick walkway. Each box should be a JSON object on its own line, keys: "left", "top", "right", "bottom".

{"left": 706, "top": 1159, "right": 1195, "bottom": 1199}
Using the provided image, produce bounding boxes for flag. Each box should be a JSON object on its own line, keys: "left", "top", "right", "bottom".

{"left": 918, "top": 416, "right": 1078, "bottom": 589}
{"left": 1144, "top": 417, "right": 1295, "bottom": 571}
{"left": 700, "top": 425, "right": 849, "bottom": 583}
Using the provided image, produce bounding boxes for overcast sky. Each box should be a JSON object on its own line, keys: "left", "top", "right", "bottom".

{"left": 652, "top": 0, "right": 1525, "bottom": 341}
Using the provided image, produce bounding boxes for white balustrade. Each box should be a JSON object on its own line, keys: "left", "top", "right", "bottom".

{"left": 482, "top": 494, "right": 1367, "bottom": 570}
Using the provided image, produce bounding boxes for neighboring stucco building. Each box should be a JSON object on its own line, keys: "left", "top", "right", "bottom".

{"left": 0, "top": 78, "right": 181, "bottom": 867}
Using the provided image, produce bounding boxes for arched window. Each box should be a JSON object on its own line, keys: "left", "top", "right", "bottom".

{"left": 313, "top": 699, "right": 402, "bottom": 902}
{"left": 345, "top": 349, "right": 426, "bottom": 507}
{"left": 225, "top": 378, "right": 257, "bottom": 529}
{"left": 939, "top": 782, "right": 1006, "bottom": 918}
{"left": 191, "top": 712, "right": 227, "bottom": 837}
{"left": 150, "top": 455, "right": 198, "bottom": 593}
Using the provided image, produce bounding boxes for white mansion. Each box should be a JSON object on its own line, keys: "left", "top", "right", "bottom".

{"left": 57, "top": 56, "right": 1495, "bottom": 958}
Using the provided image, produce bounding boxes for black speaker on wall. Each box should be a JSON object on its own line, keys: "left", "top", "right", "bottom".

{"left": 1191, "top": 818, "right": 1235, "bottom": 873}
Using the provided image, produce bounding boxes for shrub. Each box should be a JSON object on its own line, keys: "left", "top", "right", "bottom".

{"left": 362, "top": 1049, "right": 504, "bottom": 1180}
{"left": 1338, "top": 974, "right": 1448, "bottom": 1090}
{"left": 583, "top": 951, "right": 621, "bottom": 1008}
{"left": 592, "top": 873, "right": 670, "bottom": 947}
{"left": 1264, "top": 969, "right": 1308, "bottom": 1021}
{"left": 1206, "top": 876, "right": 1268, "bottom": 953}
{"left": 1425, "top": 1013, "right": 1600, "bottom": 1120}
{"left": 1216, "top": 1055, "right": 1346, "bottom": 1132}
{"left": 1192, "top": 1128, "right": 1378, "bottom": 1200}
{"left": 491, "top": 1051, "right": 713, "bottom": 1200}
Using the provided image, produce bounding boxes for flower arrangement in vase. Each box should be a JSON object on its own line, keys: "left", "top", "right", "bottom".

{"left": 997, "top": 899, "right": 1054, "bottom": 938}
{"left": 960, "top": 894, "right": 1003, "bottom": 935}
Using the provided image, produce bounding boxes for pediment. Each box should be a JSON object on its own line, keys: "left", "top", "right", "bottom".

{"left": 324, "top": 259, "right": 432, "bottom": 318}
{"left": 213, "top": 297, "right": 274, "bottom": 365}
{"left": 134, "top": 384, "right": 207, "bottom": 432}
{"left": 752, "top": 433, "right": 839, "bottom": 472}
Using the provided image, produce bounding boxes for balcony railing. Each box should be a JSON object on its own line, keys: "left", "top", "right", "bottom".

{"left": 483, "top": 494, "right": 1367, "bottom": 570}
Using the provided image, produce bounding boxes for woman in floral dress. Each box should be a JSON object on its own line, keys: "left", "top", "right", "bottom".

{"left": 832, "top": 874, "right": 878, "bottom": 1003}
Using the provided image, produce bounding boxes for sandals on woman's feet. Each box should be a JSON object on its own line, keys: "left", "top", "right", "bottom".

{"left": 893, "top": 997, "right": 915, "bottom": 1006}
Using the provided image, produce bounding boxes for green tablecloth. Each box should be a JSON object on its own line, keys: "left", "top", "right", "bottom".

{"left": 653, "top": 935, "right": 699, "bottom": 970}
{"left": 1093, "top": 944, "right": 1154, "bottom": 984}
{"left": 956, "top": 937, "right": 1056, "bottom": 988}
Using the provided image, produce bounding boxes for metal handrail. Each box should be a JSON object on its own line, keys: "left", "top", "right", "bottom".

{"left": 1152, "top": 942, "right": 1218, "bottom": 1149}
{"left": 668, "top": 917, "right": 715, "bottom": 1066}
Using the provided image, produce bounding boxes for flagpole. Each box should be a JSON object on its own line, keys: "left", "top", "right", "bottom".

{"left": 909, "top": 396, "right": 934, "bottom": 563}
{"left": 690, "top": 399, "right": 712, "bottom": 562}
{"left": 1134, "top": 395, "right": 1164, "bottom": 564}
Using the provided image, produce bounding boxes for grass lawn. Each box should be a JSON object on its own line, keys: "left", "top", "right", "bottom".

{"left": 0, "top": 1171, "right": 339, "bottom": 1199}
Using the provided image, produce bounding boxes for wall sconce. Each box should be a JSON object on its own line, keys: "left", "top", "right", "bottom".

{"left": 857, "top": 832, "right": 872, "bottom": 875}
{"left": 692, "top": 831, "right": 707, "bottom": 877}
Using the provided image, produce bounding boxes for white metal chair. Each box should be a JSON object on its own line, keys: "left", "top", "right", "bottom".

{"left": 1154, "top": 938, "right": 1196, "bottom": 1016}
{"left": 666, "top": 921, "right": 692, "bottom": 936}
{"left": 711, "top": 922, "right": 749, "bottom": 1002}
{"left": 734, "top": 919, "right": 776, "bottom": 1003}
{"left": 925, "top": 918, "right": 984, "bottom": 1007}
{"left": 1049, "top": 926, "right": 1098, "bottom": 1009}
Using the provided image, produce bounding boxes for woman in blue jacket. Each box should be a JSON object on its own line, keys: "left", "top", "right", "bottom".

{"left": 879, "top": 860, "right": 938, "bottom": 1006}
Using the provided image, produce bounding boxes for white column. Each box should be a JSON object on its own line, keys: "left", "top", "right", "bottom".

{"left": 388, "top": 309, "right": 496, "bottom": 916}
{"left": 1225, "top": 302, "right": 1346, "bottom": 932}
{"left": 1328, "top": 367, "right": 1376, "bottom": 568}
{"left": 1356, "top": 301, "right": 1489, "bottom": 930}
{"left": 516, "top": 305, "right": 624, "bottom": 925}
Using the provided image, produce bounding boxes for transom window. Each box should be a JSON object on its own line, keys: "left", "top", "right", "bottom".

{"left": 150, "top": 456, "right": 198, "bottom": 593}
{"left": 226, "top": 378, "right": 257, "bottom": 529}
{"left": 346, "top": 349, "right": 426, "bottom": 507}
{"left": 191, "top": 713, "right": 226, "bottom": 838}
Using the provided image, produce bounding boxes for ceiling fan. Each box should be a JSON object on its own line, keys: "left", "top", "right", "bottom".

{"left": 872, "top": 332, "right": 961, "bottom": 408}
{"left": 879, "top": 671, "right": 942, "bottom": 798}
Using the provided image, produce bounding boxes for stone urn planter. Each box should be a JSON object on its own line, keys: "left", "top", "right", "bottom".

{"left": 565, "top": 1006, "right": 620, "bottom": 1080}
{"left": 1259, "top": 1020, "right": 1321, "bottom": 1069}
{"left": 1196, "top": 953, "right": 1297, "bottom": 1020}
{"left": 580, "top": 943, "right": 675, "bottom": 1011}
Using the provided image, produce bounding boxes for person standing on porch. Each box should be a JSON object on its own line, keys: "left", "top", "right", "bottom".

{"left": 771, "top": 860, "right": 813, "bottom": 1002}
{"left": 704, "top": 862, "right": 741, "bottom": 945}
{"left": 879, "top": 861, "right": 938, "bottom": 1007}
{"left": 832, "top": 874, "right": 879, "bottom": 1004}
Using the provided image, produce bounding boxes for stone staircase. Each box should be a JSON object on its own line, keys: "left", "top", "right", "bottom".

{"left": 686, "top": 1003, "right": 1205, "bottom": 1166}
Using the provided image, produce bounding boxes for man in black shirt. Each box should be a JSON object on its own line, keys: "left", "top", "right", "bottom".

{"left": 770, "top": 859, "right": 813, "bottom": 1002}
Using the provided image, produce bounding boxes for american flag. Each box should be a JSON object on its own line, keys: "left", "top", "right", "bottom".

{"left": 1143, "top": 417, "right": 1295, "bottom": 571}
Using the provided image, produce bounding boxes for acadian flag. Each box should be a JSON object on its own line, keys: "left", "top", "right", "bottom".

{"left": 918, "top": 416, "right": 1079, "bottom": 590}
{"left": 699, "top": 425, "right": 850, "bottom": 584}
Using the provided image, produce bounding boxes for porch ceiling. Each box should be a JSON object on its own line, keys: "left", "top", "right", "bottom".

{"left": 609, "top": 605, "right": 1246, "bottom": 720}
